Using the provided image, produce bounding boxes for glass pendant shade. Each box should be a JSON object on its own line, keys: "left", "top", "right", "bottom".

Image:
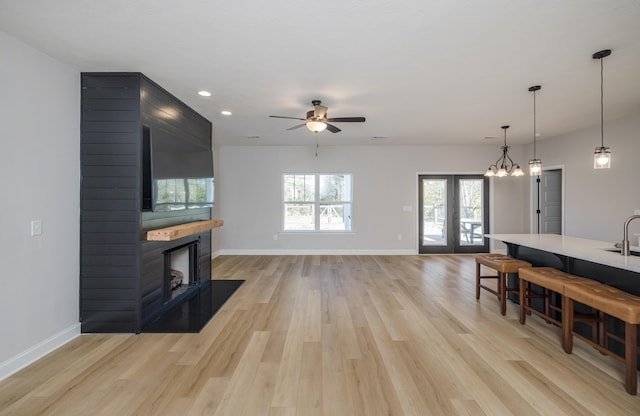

{"left": 496, "top": 168, "right": 508, "bottom": 177}
{"left": 594, "top": 146, "right": 611, "bottom": 169}
{"left": 484, "top": 168, "right": 495, "bottom": 177}
{"left": 511, "top": 166, "right": 525, "bottom": 176}
{"left": 306, "top": 120, "right": 327, "bottom": 133}
{"left": 529, "top": 159, "right": 542, "bottom": 175}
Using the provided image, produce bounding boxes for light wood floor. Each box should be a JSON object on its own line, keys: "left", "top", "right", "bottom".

{"left": 1, "top": 255, "right": 639, "bottom": 415}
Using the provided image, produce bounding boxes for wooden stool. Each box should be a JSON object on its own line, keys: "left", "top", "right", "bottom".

{"left": 562, "top": 283, "right": 640, "bottom": 395}
{"left": 475, "top": 253, "right": 531, "bottom": 315}
{"left": 519, "top": 267, "right": 601, "bottom": 339}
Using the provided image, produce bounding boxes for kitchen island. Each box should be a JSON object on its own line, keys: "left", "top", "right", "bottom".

{"left": 486, "top": 233, "right": 640, "bottom": 370}
{"left": 486, "top": 233, "right": 640, "bottom": 272}
{"left": 485, "top": 234, "right": 640, "bottom": 295}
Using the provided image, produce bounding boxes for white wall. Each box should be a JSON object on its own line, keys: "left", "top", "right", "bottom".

{"left": 216, "top": 143, "right": 529, "bottom": 254}
{"left": 533, "top": 112, "right": 640, "bottom": 243}
{"left": 211, "top": 146, "right": 222, "bottom": 255}
{"left": 0, "top": 32, "right": 80, "bottom": 379}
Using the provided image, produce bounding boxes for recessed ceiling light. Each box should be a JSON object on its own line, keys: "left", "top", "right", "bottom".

{"left": 220, "top": 110, "right": 232, "bottom": 116}
{"left": 198, "top": 90, "right": 212, "bottom": 97}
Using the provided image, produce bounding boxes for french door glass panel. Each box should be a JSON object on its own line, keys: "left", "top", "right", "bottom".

{"left": 421, "top": 179, "right": 447, "bottom": 246}
{"left": 458, "top": 179, "right": 485, "bottom": 246}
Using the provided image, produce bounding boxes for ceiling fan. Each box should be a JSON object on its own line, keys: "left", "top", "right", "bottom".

{"left": 269, "top": 100, "right": 365, "bottom": 133}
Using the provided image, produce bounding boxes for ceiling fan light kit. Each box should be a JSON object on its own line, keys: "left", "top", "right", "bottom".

{"left": 306, "top": 120, "right": 327, "bottom": 133}
{"left": 269, "top": 100, "right": 365, "bottom": 134}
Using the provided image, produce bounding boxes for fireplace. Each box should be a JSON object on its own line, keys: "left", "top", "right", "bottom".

{"left": 163, "top": 239, "right": 200, "bottom": 304}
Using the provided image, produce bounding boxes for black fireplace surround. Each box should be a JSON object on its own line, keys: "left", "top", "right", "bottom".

{"left": 80, "top": 72, "right": 216, "bottom": 333}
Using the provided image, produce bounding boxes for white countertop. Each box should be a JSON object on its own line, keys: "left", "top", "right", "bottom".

{"left": 485, "top": 234, "right": 640, "bottom": 273}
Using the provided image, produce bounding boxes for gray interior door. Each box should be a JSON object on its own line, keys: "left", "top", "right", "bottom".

{"left": 538, "top": 169, "right": 562, "bottom": 234}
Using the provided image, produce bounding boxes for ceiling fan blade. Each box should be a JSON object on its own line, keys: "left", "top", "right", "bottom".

{"left": 325, "top": 123, "right": 341, "bottom": 133}
{"left": 286, "top": 123, "right": 306, "bottom": 131}
{"left": 314, "top": 105, "right": 328, "bottom": 119}
{"left": 325, "top": 117, "right": 366, "bottom": 122}
{"left": 269, "top": 115, "right": 306, "bottom": 120}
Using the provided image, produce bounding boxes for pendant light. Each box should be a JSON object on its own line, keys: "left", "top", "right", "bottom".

{"left": 592, "top": 49, "right": 612, "bottom": 169}
{"left": 528, "top": 85, "right": 542, "bottom": 175}
{"left": 484, "top": 125, "right": 524, "bottom": 177}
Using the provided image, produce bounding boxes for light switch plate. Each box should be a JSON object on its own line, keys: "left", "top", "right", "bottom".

{"left": 31, "top": 220, "right": 42, "bottom": 236}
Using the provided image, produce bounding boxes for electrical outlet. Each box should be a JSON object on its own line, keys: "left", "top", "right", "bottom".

{"left": 397, "top": 233, "right": 403, "bottom": 241}
{"left": 635, "top": 209, "right": 640, "bottom": 215}
{"left": 273, "top": 233, "right": 278, "bottom": 241}
{"left": 31, "top": 220, "right": 42, "bottom": 236}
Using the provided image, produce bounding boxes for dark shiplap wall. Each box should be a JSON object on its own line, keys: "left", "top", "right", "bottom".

{"left": 81, "top": 74, "right": 141, "bottom": 332}
{"left": 80, "top": 73, "right": 212, "bottom": 332}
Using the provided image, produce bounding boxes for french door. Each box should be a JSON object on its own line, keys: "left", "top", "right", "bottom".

{"left": 419, "top": 175, "right": 489, "bottom": 254}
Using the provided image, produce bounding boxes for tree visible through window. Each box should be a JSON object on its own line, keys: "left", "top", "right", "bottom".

{"left": 283, "top": 174, "right": 352, "bottom": 231}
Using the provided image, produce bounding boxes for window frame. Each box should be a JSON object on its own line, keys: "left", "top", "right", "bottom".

{"left": 282, "top": 173, "right": 353, "bottom": 233}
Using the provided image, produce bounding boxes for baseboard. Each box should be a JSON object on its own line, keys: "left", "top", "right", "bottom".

{"left": 0, "top": 323, "right": 81, "bottom": 381}
{"left": 217, "top": 249, "right": 417, "bottom": 256}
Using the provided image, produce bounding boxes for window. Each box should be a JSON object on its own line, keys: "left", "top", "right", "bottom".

{"left": 283, "top": 174, "right": 352, "bottom": 231}
{"left": 153, "top": 178, "right": 214, "bottom": 211}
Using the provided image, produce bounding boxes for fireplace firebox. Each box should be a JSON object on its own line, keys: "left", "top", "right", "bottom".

{"left": 163, "top": 239, "right": 200, "bottom": 304}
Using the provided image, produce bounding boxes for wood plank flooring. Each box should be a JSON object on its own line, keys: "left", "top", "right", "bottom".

{"left": 1, "top": 255, "right": 639, "bottom": 415}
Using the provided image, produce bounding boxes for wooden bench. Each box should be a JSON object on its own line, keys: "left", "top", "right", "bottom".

{"left": 562, "top": 283, "right": 640, "bottom": 395}
{"left": 475, "top": 253, "right": 531, "bottom": 315}
{"left": 518, "top": 267, "right": 601, "bottom": 336}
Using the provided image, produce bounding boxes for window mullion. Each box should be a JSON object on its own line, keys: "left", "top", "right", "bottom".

{"left": 315, "top": 174, "right": 320, "bottom": 230}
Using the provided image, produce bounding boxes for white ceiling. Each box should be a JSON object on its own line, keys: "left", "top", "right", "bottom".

{"left": 1, "top": 0, "right": 639, "bottom": 147}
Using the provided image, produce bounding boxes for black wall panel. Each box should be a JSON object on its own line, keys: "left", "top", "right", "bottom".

{"left": 80, "top": 73, "right": 213, "bottom": 333}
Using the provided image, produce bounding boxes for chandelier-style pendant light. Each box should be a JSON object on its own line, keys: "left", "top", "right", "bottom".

{"left": 593, "top": 49, "right": 612, "bottom": 169}
{"left": 528, "top": 85, "right": 542, "bottom": 175}
{"left": 484, "top": 125, "right": 524, "bottom": 177}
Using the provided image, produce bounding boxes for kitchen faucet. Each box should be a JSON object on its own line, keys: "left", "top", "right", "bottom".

{"left": 621, "top": 215, "right": 640, "bottom": 256}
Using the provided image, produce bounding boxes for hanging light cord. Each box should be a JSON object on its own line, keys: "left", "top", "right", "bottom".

{"left": 531, "top": 86, "right": 540, "bottom": 234}
{"left": 533, "top": 89, "right": 537, "bottom": 157}
{"left": 500, "top": 127, "right": 515, "bottom": 168}
{"left": 600, "top": 55, "right": 604, "bottom": 148}
{"left": 503, "top": 127, "right": 507, "bottom": 148}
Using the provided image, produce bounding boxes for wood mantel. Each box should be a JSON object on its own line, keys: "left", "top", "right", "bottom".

{"left": 145, "top": 219, "right": 223, "bottom": 241}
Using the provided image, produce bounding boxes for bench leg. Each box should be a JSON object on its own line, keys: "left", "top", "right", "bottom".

{"left": 476, "top": 262, "right": 481, "bottom": 300}
{"left": 544, "top": 288, "right": 550, "bottom": 318}
{"left": 562, "top": 296, "right": 574, "bottom": 353}
{"left": 600, "top": 312, "right": 606, "bottom": 349}
{"left": 519, "top": 278, "right": 526, "bottom": 324}
{"left": 499, "top": 272, "right": 507, "bottom": 316}
{"left": 624, "top": 322, "right": 638, "bottom": 395}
